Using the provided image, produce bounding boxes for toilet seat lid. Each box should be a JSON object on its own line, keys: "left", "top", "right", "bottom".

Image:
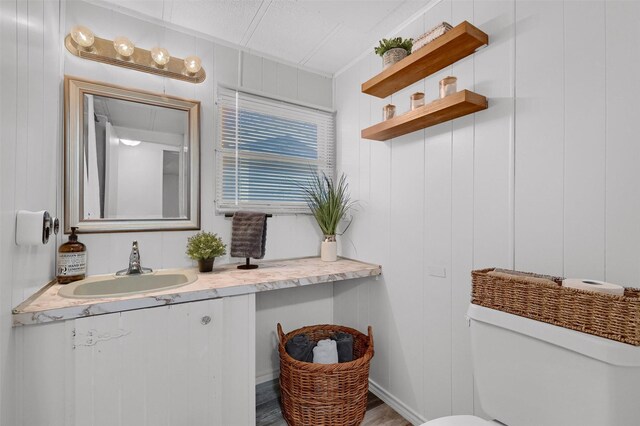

{"left": 421, "top": 415, "right": 492, "bottom": 426}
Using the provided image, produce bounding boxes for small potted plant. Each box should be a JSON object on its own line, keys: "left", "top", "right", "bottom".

{"left": 186, "top": 231, "right": 227, "bottom": 273}
{"left": 300, "top": 173, "right": 356, "bottom": 262}
{"left": 374, "top": 37, "right": 413, "bottom": 69}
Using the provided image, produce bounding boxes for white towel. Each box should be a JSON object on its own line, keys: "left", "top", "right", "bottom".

{"left": 313, "top": 339, "right": 338, "bottom": 364}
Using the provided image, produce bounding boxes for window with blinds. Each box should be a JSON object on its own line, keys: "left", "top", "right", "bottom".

{"left": 216, "top": 87, "right": 335, "bottom": 214}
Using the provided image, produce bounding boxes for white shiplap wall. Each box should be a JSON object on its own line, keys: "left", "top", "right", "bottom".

{"left": 60, "top": 2, "right": 334, "bottom": 387}
{"left": 0, "top": 1, "right": 62, "bottom": 424}
{"left": 61, "top": 0, "right": 333, "bottom": 276}
{"left": 1, "top": 0, "right": 334, "bottom": 422}
{"left": 334, "top": 0, "right": 640, "bottom": 423}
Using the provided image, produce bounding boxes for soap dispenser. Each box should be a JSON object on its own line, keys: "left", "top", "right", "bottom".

{"left": 56, "top": 227, "right": 86, "bottom": 284}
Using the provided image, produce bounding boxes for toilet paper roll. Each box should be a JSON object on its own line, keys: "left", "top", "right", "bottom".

{"left": 16, "top": 210, "right": 51, "bottom": 246}
{"left": 562, "top": 278, "right": 624, "bottom": 296}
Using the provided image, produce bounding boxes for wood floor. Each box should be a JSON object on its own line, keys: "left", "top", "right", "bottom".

{"left": 256, "top": 380, "right": 411, "bottom": 426}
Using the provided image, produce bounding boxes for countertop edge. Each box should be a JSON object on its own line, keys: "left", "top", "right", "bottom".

{"left": 13, "top": 257, "right": 382, "bottom": 327}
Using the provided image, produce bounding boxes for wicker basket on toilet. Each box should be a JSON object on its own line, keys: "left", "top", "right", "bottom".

{"left": 471, "top": 268, "right": 640, "bottom": 345}
{"left": 277, "top": 323, "right": 374, "bottom": 426}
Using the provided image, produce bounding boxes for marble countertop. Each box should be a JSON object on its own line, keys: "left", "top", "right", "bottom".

{"left": 12, "top": 257, "right": 381, "bottom": 327}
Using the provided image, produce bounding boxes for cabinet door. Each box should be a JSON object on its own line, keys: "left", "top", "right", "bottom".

{"left": 72, "top": 295, "right": 255, "bottom": 426}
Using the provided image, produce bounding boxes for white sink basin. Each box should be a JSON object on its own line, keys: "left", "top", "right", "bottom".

{"left": 58, "top": 270, "right": 198, "bottom": 299}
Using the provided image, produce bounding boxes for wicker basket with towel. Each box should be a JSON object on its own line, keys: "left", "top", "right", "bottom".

{"left": 472, "top": 268, "right": 640, "bottom": 345}
{"left": 412, "top": 21, "right": 453, "bottom": 53}
{"left": 278, "top": 323, "right": 374, "bottom": 426}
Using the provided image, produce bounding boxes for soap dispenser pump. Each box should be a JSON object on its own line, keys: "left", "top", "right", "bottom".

{"left": 56, "top": 227, "right": 86, "bottom": 284}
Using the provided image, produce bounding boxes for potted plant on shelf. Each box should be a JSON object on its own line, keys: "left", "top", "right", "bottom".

{"left": 374, "top": 37, "right": 413, "bottom": 69}
{"left": 186, "top": 231, "right": 227, "bottom": 273}
{"left": 301, "top": 173, "right": 356, "bottom": 262}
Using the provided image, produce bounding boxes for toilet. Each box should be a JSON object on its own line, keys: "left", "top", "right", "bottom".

{"left": 421, "top": 304, "right": 640, "bottom": 426}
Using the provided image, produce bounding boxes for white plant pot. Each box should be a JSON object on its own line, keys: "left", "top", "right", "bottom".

{"left": 321, "top": 239, "right": 337, "bottom": 262}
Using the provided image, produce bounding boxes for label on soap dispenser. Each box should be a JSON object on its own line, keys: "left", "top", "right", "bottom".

{"left": 57, "top": 252, "right": 87, "bottom": 276}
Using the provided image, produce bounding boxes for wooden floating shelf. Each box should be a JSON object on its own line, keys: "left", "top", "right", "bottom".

{"left": 362, "top": 21, "right": 488, "bottom": 99}
{"left": 361, "top": 90, "right": 487, "bottom": 141}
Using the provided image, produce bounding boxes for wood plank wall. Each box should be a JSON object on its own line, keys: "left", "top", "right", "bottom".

{"left": 334, "top": 0, "right": 640, "bottom": 423}
{"left": 1, "top": 0, "right": 62, "bottom": 424}
{"left": 0, "top": 1, "right": 334, "bottom": 423}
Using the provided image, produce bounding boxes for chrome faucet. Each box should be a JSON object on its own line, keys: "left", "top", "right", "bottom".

{"left": 116, "top": 241, "right": 153, "bottom": 276}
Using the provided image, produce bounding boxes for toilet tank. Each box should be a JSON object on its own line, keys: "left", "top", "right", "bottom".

{"left": 467, "top": 304, "right": 640, "bottom": 426}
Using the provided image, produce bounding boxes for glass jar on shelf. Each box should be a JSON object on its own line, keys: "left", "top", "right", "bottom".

{"left": 439, "top": 76, "right": 457, "bottom": 98}
{"left": 410, "top": 92, "right": 425, "bottom": 110}
{"left": 383, "top": 104, "right": 396, "bottom": 120}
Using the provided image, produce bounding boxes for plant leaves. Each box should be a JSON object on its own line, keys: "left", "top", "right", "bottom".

{"left": 374, "top": 37, "right": 413, "bottom": 56}
{"left": 186, "top": 232, "right": 227, "bottom": 260}
{"left": 299, "top": 172, "right": 356, "bottom": 236}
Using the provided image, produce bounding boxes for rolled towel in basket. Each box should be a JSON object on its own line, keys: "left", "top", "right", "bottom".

{"left": 488, "top": 269, "right": 558, "bottom": 286}
{"left": 313, "top": 339, "right": 338, "bottom": 364}
{"left": 285, "top": 334, "right": 315, "bottom": 362}
{"left": 331, "top": 332, "right": 354, "bottom": 363}
{"left": 562, "top": 279, "right": 624, "bottom": 296}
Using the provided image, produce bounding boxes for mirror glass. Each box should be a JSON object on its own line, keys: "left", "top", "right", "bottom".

{"left": 83, "top": 95, "right": 190, "bottom": 220}
{"left": 65, "top": 77, "right": 200, "bottom": 233}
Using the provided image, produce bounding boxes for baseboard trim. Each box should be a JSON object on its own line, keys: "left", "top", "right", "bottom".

{"left": 256, "top": 374, "right": 427, "bottom": 424}
{"left": 368, "top": 379, "right": 427, "bottom": 426}
{"left": 256, "top": 370, "right": 279, "bottom": 385}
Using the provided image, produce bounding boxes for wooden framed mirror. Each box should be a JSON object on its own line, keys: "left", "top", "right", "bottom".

{"left": 64, "top": 76, "right": 200, "bottom": 233}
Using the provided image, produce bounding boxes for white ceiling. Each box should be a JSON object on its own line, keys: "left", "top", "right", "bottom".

{"left": 97, "top": 0, "right": 432, "bottom": 75}
{"left": 92, "top": 95, "right": 187, "bottom": 144}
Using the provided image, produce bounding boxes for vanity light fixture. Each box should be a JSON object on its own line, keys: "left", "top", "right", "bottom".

{"left": 113, "top": 36, "right": 135, "bottom": 58}
{"left": 64, "top": 28, "right": 205, "bottom": 83}
{"left": 120, "top": 138, "right": 141, "bottom": 147}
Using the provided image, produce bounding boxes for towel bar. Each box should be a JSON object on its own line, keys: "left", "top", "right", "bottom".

{"left": 224, "top": 213, "right": 272, "bottom": 269}
{"left": 223, "top": 213, "right": 273, "bottom": 218}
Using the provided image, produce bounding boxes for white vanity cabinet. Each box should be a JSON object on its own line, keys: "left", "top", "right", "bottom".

{"left": 15, "top": 258, "right": 382, "bottom": 426}
{"left": 18, "top": 294, "right": 255, "bottom": 426}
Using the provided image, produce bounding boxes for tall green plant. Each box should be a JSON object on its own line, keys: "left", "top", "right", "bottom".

{"left": 300, "top": 173, "right": 356, "bottom": 236}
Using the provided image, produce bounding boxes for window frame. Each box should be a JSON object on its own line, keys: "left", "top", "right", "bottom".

{"left": 215, "top": 85, "right": 336, "bottom": 215}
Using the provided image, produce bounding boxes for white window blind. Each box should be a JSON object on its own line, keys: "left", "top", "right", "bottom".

{"left": 216, "top": 87, "right": 335, "bottom": 214}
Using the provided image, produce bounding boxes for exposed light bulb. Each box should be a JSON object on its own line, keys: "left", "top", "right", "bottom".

{"left": 184, "top": 55, "right": 202, "bottom": 74}
{"left": 113, "top": 36, "right": 135, "bottom": 57}
{"left": 120, "top": 138, "right": 141, "bottom": 147}
{"left": 150, "top": 47, "right": 170, "bottom": 66}
{"left": 70, "top": 25, "right": 95, "bottom": 48}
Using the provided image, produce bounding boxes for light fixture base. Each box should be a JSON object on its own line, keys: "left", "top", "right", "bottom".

{"left": 65, "top": 35, "right": 205, "bottom": 84}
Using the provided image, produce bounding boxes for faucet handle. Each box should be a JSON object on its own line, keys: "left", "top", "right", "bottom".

{"left": 130, "top": 241, "right": 140, "bottom": 261}
{"left": 116, "top": 240, "right": 152, "bottom": 276}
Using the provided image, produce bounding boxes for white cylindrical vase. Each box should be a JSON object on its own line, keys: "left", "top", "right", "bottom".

{"left": 321, "top": 236, "right": 337, "bottom": 262}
